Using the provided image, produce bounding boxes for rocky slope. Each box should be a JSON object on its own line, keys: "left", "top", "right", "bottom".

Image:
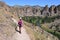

{"left": 0, "top": 2, "right": 19, "bottom": 40}
{"left": 23, "top": 21, "right": 59, "bottom": 40}
{"left": 0, "top": 8, "right": 15, "bottom": 40}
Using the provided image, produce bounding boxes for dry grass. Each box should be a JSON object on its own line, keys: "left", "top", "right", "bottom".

{"left": 23, "top": 20, "right": 59, "bottom": 40}
{"left": 24, "top": 25, "right": 36, "bottom": 40}
{"left": 23, "top": 21, "right": 48, "bottom": 40}
{"left": 0, "top": 8, "right": 18, "bottom": 40}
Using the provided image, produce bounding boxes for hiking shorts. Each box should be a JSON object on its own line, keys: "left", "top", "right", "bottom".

{"left": 19, "top": 24, "right": 22, "bottom": 27}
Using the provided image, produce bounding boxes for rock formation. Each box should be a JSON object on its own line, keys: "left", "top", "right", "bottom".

{"left": 0, "top": 1, "right": 60, "bottom": 17}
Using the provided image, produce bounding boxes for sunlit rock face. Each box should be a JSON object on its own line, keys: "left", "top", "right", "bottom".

{"left": 49, "top": 5, "right": 59, "bottom": 16}
{"left": 0, "top": 1, "right": 60, "bottom": 17}
{"left": 41, "top": 5, "right": 50, "bottom": 17}
{"left": 57, "top": 5, "right": 60, "bottom": 15}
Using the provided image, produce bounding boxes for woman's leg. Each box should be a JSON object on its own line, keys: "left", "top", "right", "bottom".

{"left": 19, "top": 27, "right": 21, "bottom": 33}
{"left": 19, "top": 24, "right": 22, "bottom": 33}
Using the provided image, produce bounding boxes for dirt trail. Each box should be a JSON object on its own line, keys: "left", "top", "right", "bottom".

{"left": 11, "top": 18, "right": 31, "bottom": 40}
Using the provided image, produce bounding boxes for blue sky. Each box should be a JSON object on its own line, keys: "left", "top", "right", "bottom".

{"left": 1, "top": 0, "right": 60, "bottom": 6}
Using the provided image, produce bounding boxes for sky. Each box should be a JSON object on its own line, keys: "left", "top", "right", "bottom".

{"left": 0, "top": 0, "right": 60, "bottom": 7}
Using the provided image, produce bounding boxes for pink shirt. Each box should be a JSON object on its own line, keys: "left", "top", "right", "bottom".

{"left": 18, "top": 19, "right": 22, "bottom": 25}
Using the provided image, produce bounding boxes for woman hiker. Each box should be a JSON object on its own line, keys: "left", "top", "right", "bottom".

{"left": 18, "top": 17, "right": 23, "bottom": 33}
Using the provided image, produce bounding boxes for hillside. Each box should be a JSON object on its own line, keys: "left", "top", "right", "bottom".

{"left": 0, "top": 7, "right": 15, "bottom": 40}
{"left": 23, "top": 21, "right": 59, "bottom": 40}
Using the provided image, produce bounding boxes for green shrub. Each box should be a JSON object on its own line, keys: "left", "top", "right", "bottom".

{"left": 22, "top": 15, "right": 60, "bottom": 24}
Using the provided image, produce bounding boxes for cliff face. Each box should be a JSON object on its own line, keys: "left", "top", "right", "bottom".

{"left": 13, "top": 5, "right": 60, "bottom": 17}
{"left": 0, "top": 1, "right": 60, "bottom": 17}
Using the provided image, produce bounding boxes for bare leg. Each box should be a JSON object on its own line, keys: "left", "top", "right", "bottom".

{"left": 19, "top": 27, "right": 21, "bottom": 33}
